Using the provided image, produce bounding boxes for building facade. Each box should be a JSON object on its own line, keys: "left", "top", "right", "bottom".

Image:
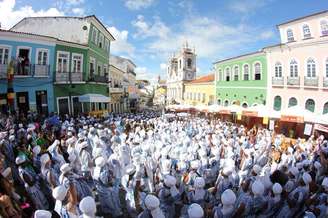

{"left": 0, "top": 30, "right": 56, "bottom": 115}
{"left": 264, "top": 10, "right": 328, "bottom": 115}
{"left": 11, "top": 15, "right": 114, "bottom": 115}
{"left": 166, "top": 43, "right": 196, "bottom": 104}
{"left": 184, "top": 74, "right": 215, "bottom": 106}
{"left": 109, "top": 64, "right": 125, "bottom": 113}
{"left": 214, "top": 52, "right": 267, "bottom": 108}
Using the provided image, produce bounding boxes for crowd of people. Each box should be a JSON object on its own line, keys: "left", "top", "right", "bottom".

{"left": 0, "top": 111, "right": 327, "bottom": 218}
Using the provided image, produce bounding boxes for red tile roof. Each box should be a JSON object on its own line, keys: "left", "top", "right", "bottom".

{"left": 189, "top": 74, "right": 214, "bottom": 84}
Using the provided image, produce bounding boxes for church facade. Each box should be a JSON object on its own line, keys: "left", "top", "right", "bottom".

{"left": 166, "top": 43, "right": 196, "bottom": 104}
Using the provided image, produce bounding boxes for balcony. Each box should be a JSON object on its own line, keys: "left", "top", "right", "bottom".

{"left": 323, "top": 77, "right": 328, "bottom": 88}
{"left": 287, "top": 76, "right": 300, "bottom": 86}
{"left": 304, "top": 76, "right": 318, "bottom": 87}
{"left": 92, "top": 75, "right": 108, "bottom": 83}
{"left": 0, "top": 64, "right": 7, "bottom": 79}
{"left": 33, "top": 64, "right": 50, "bottom": 77}
{"left": 55, "top": 72, "right": 83, "bottom": 83}
{"left": 109, "top": 85, "right": 124, "bottom": 93}
{"left": 272, "top": 76, "right": 284, "bottom": 86}
{"left": 13, "top": 64, "right": 32, "bottom": 77}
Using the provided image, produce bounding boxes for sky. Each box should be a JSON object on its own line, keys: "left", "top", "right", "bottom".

{"left": 1, "top": 0, "right": 328, "bottom": 83}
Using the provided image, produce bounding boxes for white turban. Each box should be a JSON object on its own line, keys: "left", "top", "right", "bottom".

{"left": 52, "top": 185, "right": 68, "bottom": 201}
{"left": 194, "top": 177, "right": 205, "bottom": 189}
{"left": 272, "top": 183, "right": 282, "bottom": 194}
{"left": 164, "top": 175, "right": 176, "bottom": 187}
{"left": 188, "top": 203, "right": 204, "bottom": 218}
{"left": 144, "top": 194, "right": 160, "bottom": 210}
{"left": 302, "top": 172, "right": 312, "bottom": 185}
{"left": 252, "top": 181, "right": 264, "bottom": 196}
{"left": 34, "top": 210, "right": 52, "bottom": 218}
{"left": 79, "top": 196, "right": 96, "bottom": 216}
{"left": 221, "top": 189, "right": 236, "bottom": 206}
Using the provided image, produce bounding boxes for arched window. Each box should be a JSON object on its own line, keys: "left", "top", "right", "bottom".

{"left": 217, "top": 99, "right": 221, "bottom": 105}
{"left": 275, "top": 62, "right": 282, "bottom": 77}
{"left": 290, "top": 60, "right": 298, "bottom": 77}
{"left": 288, "top": 97, "right": 298, "bottom": 107}
{"left": 243, "top": 64, "right": 249, "bottom": 80}
{"left": 242, "top": 102, "right": 248, "bottom": 108}
{"left": 305, "top": 99, "right": 315, "bottom": 112}
{"left": 273, "top": 96, "right": 282, "bottom": 111}
{"left": 231, "top": 101, "right": 237, "bottom": 105}
{"left": 303, "top": 24, "right": 311, "bottom": 39}
{"left": 306, "top": 58, "right": 316, "bottom": 77}
{"left": 321, "top": 20, "right": 328, "bottom": 36}
{"left": 323, "top": 102, "right": 328, "bottom": 114}
{"left": 187, "top": 58, "right": 192, "bottom": 68}
{"left": 254, "top": 62, "right": 261, "bottom": 80}
{"left": 179, "top": 59, "right": 182, "bottom": 69}
{"left": 224, "top": 100, "right": 229, "bottom": 107}
{"left": 287, "top": 29, "right": 294, "bottom": 42}
{"left": 325, "top": 58, "right": 328, "bottom": 78}
{"left": 218, "top": 69, "right": 222, "bottom": 81}
{"left": 234, "top": 66, "right": 239, "bottom": 81}
{"left": 225, "top": 67, "right": 231, "bottom": 81}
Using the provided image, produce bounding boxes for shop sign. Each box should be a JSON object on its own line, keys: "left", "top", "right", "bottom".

{"left": 281, "top": 115, "right": 304, "bottom": 123}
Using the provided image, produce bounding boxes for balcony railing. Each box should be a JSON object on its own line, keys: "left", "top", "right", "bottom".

{"left": 109, "top": 87, "right": 124, "bottom": 93}
{"left": 304, "top": 76, "right": 319, "bottom": 87}
{"left": 14, "top": 64, "right": 32, "bottom": 76}
{"left": 272, "top": 76, "right": 284, "bottom": 86}
{"left": 34, "top": 64, "right": 50, "bottom": 77}
{"left": 287, "top": 76, "right": 300, "bottom": 86}
{"left": 91, "top": 75, "right": 108, "bottom": 83}
{"left": 55, "top": 71, "right": 83, "bottom": 82}
{"left": 323, "top": 77, "right": 328, "bottom": 87}
{"left": 0, "top": 64, "right": 7, "bottom": 79}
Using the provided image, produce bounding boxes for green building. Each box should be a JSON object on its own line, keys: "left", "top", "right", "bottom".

{"left": 214, "top": 51, "right": 267, "bottom": 108}
{"left": 11, "top": 15, "right": 115, "bottom": 115}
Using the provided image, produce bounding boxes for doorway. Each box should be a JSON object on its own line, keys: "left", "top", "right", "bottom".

{"left": 57, "top": 97, "right": 70, "bottom": 116}
{"left": 72, "top": 96, "right": 83, "bottom": 116}
{"left": 36, "top": 90, "right": 48, "bottom": 116}
{"left": 16, "top": 92, "right": 29, "bottom": 115}
{"left": 17, "top": 48, "right": 30, "bottom": 75}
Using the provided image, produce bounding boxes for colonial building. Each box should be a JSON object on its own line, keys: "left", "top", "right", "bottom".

{"left": 11, "top": 15, "right": 115, "bottom": 115}
{"left": 184, "top": 74, "right": 215, "bottom": 106}
{"left": 109, "top": 64, "right": 125, "bottom": 113}
{"left": 0, "top": 30, "right": 56, "bottom": 115}
{"left": 264, "top": 10, "right": 328, "bottom": 115}
{"left": 166, "top": 43, "right": 196, "bottom": 104}
{"left": 214, "top": 51, "right": 267, "bottom": 108}
{"left": 154, "top": 76, "right": 167, "bottom": 106}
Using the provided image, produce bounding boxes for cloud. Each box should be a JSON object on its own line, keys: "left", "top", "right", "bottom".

{"left": 160, "top": 63, "right": 167, "bottom": 71}
{"left": 259, "top": 30, "right": 275, "bottom": 40}
{"left": 131, "top": 15, "right": 170, "bottom": 39}
{"left": 71, "top": 7, "right": 85, "bottom": 16}
{"left": 0, "top": 0, "right": 64, "bottom": 29}
{"left": 65, "top": 0, "right": 85, "bottom": 6}
{"left": 135, "top": 66, "right": 158, "bottom": 83}
{"left": 228, "top": 0, "right": 271, "bottom": 14}
{"left": 124, "top": 0, "right": 154, "bottom": 11}
{"left": 107, "top": 26, "right": 135, "bottom": 57}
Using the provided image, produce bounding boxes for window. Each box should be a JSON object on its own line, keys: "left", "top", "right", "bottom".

{"left": 104, "top": 39, "right": 109, "bottom": 52}
{"left": 224, "top": 100, "right": 229, "bottom": 107}
{"left": 275, "top": 62, "right": 282, "bottom": 77}
{"left": 306, "top": 58, "right": 316, "bottom": 77}
{"left": 72, "top": 54, "right": 83, "bottom": 73}
{"left": 326, "top": 58, "right": 328, "bottom": 77}
{"left": 225, "top": 67, "right": 231, "bottom": 81}
{"left": 290, "top": 60, "right": 298, "bottom": 77}
{"left": 242, "top": 102, "right": 248, "bottom": 108}
{"left": 0, "top": 47, "right": 9, "bottom": 64}
{"left": 202, "top": 93, "right": 206, "bottom": 102}
{"left": 273, "top": 96, "right": 282, "bottom": 111}
{"left": 57, "top": 52, "right": 69, "bottom": 73}
{"left": 92, "top": 27, "right": 98, "bottom": 44}
{"left": 323, "top": 102, "right": 328, "bottom": 114}
{"left": 98, "top": 65, "right": 101, "bottom": 75}
{"left": 287, "top": 29, "right": 294, "bottom": 42}
{"left": 288, "top": 97, "right": 297, "bottom": 107}
{"left": 198, "top": 93, "right": 201, "bottom": 101}
{"left": 89, "top": 58, "right": 95, "bottom": 77}
{"left": 234, "top": 66, "right": 239, "bottom": 81}
{"left": 98, "top": 33, "right": 104, "bottom": 48}
{"left": 217, "top": 99, "right": 221, "bottom": 105}
{"left": 187, "top": 58, "right": 192, "bottom": 68}
{"left": 321, "top": 20, "right": 328, "bottom": 36}
{"left": 302, "top": 24, "right": 311, "bottom": 39}
{"left": 305, "top": 99, "right": 315, "bottom": 112}
{"left": 243, "top": 64, "right": 249, "bottom": 80}
{"left": 218, "top": 69, "right": 222, "bottom": 81}
{"left": 179, "top": 60, "right": 182, "bottom": 69}
{"left": 103, "top": 64, "right": 108, "bottom": 77}
{"left": 254, "top": 63, "right": 261, "bottom": 80}
{"left": 193, "top": 93, "right": 197, "bottom": 101}
{"left": 37, "top": 49, "right": 48, "bottom": 65}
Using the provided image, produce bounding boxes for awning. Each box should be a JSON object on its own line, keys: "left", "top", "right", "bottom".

{"left": 78, "top": 94, "right": 110, "bottom": 103}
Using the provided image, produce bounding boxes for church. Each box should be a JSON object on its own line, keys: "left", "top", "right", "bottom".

{"left": 166, "top": 43, "right": 197, "bottom": 104}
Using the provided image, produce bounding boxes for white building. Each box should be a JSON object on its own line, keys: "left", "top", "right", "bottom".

{"left": 166, "top": 43, "right": 196, "bottom": 104}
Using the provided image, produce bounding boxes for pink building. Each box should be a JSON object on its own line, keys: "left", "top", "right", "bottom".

{"left": 264, "top": 10, "right": 328, "bottom": 115}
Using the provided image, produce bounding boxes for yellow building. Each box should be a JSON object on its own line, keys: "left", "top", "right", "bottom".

{"left": 184, "top": 74, "right": 215, "bottom": 106}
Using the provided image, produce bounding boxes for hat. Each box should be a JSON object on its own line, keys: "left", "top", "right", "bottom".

{"left": 52, "top": 185, "right": 68, "bottom": 201}
{"left": 32, "top": 146, "right": 41, "bottom": 155}
{"left": 164, "top": 175, "right": 176, "bottom": 187}
{"left": 272, "top": 183, "right": 282, "bottom": 194}
{"left": 95, "top": 156, "right": 106, "bottom": 167}
{"left": 40, "top": 154, "right": 50, "bottom": 165}
{"left": 190, "top": 160, "right": 200, "bottom": 170}
{"left": 194, "top": 177, "right": 205, "bottom": 189}
{"left": 60, "top": 163, "right": 71, "bottom": 174}
{"left": 322, "top": 177, "right": 328, "bottom": 187}
{"left": 289, "top": 166, "right": 299, "bottom": 177}
{"left": 144, "top": 194, "right": 160, "bottom": 210}
{"left": 125, "top": 164, "right": 136, "bottom": 175}
{"left": 15, "top": 156, "right": 26, "bottom": 165}
{"left": 253, "top": 165, "right": 262, "bottom": 175}
{"left": 79, "top": 196, "right": 96, "bottom": 216}
{"left": 187, "top": 203, "right": 204, "bottom": 218}
{"left": 9, "top": 135, "right": 15, "bottom": 142}
{"left": 34, "top": 210, "right": 52, "bottom": 218}
{"left": 222, "top": 167, "right": 232, "bottom": 176}
{"left": 221, "top": 189, "right": 236, "bottom": 205}
{"left": 302, "top": 172, "right": 312, "bottom": 185}
{"left": 252, "top": 181, "right": 264, "bottom": 196}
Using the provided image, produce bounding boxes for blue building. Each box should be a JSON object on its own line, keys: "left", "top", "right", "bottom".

{"left": 0, "top": 30, "right": 56, "bottom": 115}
